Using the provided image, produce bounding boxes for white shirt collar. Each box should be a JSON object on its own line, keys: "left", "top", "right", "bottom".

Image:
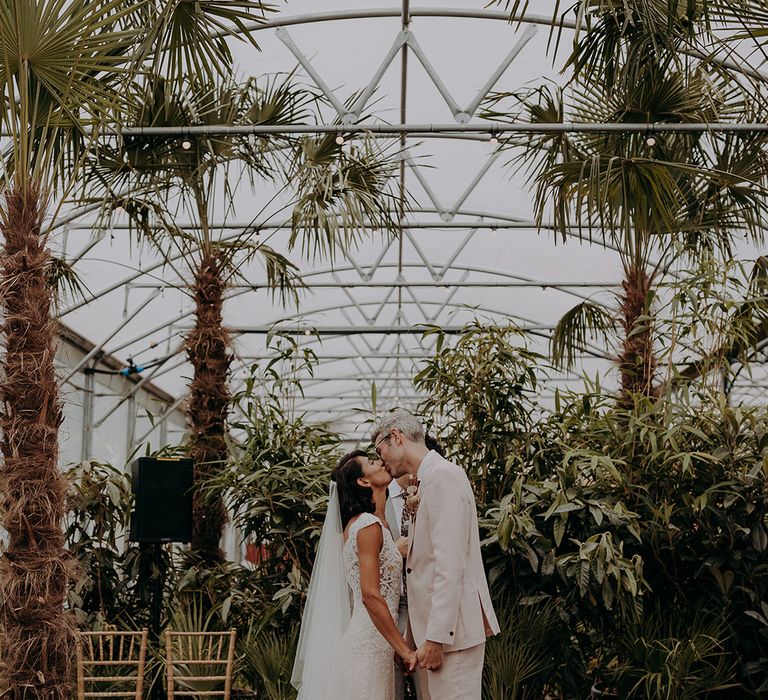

{"left": 416, "top": 449, "right": 439, "bottom": 483}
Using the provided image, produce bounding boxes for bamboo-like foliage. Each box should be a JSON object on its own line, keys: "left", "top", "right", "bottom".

{"left": 415, "top": 323, "right": 540, "bottom": 506}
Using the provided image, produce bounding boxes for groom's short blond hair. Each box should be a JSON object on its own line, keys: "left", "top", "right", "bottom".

{"left": 371, "top": 409, "right": 425, "bottom": 444}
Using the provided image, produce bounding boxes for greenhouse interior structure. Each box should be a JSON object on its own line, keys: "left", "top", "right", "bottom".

{"left": 4, "top": 0, "right": 768, "bottom": 698}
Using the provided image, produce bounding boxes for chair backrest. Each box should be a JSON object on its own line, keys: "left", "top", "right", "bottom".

{"left": 164, "top": 629, "right": 237, "bottom": 700}
{"left": 76, "top": 629, "right": 149, "bottom": 700}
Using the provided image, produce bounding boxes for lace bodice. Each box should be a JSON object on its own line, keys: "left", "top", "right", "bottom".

{"left": 344, "top": 513, "right": 402, "bottom": 614}
{"left": 328, "top": 512, "right": 402, "bottom": 700}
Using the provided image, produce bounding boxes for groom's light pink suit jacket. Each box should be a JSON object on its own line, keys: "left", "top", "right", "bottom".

{"left": 405, "top": 451, "right": 500, "bottom": 652}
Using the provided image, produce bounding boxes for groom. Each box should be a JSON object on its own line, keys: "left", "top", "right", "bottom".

{"left": 372, "top": 410, "right": 500, "bottom": 700}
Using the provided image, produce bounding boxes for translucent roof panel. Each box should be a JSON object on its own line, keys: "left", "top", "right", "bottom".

{"left": 53, "top": 1, "right": 768, "bottom": 443}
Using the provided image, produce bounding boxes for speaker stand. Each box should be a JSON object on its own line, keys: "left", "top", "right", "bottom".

{"left": 148, "top": 542, "right": 166, "bottom": 700}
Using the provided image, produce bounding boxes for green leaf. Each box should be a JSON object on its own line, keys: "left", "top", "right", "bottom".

{"left": 553, "top": 517, "right": 566, "bottom": 547}
{"left": 221, "top": 595, "right": 233, "bottom": 623}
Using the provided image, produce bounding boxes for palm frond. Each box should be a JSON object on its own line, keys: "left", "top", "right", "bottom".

{"left": 85, "top": 72, "right": 317, "bottom": 215}
{"left": 492, "top": 0, "right": 768, "bottom": 93}
{"left": 289, "top": 136, "right": 402, "bottom": 260}
{"left": 551, "top": 301, "right": 616, "bottom": 370}
{"left": 482, "top": 83, "right": 582, "bottom": 183}
{"left": 46, "top": 255, "right": 89, "bottom": 303}
{"left": 131, "top": 1, "right": 277, "bottom": 82}
{"left": 238, "top": 624, "right": 298, "bottom": 699}
{"left": 219, "top": 239, "right": 301, "bottom": 306}
{"left": 536, "top": 153, "right": 691, "bottom": 253}
{"left": 0, "top": 0, "right": 144, "bottom": 192}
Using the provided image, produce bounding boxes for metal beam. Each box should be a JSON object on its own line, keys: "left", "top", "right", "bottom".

{"left": 234, "top": 352, "right": 606, "bottom": 361}
{"left": 128, "top": 280, "right": 620, "bottom": 290}
{"left": 118, "top": 122, "right": 768, "bottom": 137}
{"left": 62, "top": 288, "right": 162, "bottom": 383}
{"left": 183, "top": 324, "right": 556, "bottom": 335}
{"left": 60, "top": 220, "right": 561, "bottom": 231}
{"left": 223, "top": 7, "right": 768, "bottom": 83}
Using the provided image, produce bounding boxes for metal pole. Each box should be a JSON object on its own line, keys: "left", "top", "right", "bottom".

{"left": 150, "top": 542, "right": 164, "bottom": 700}
{"left": 57, "top": 220, "right": 571, "bottom": 230}
{"left": 176, "top": 324, "right": 555, "bottom": 335}
{"left": 126, "top": 280, "right": 622, "bottom": 289}
{"left": 80, "top": 369, "right": 95, "bottom": 462}
{"left": 118, "top": 122, "right": 768, "bottom": 137}
{"left": 62, "top": 288, "right": 162, "bottom": 382}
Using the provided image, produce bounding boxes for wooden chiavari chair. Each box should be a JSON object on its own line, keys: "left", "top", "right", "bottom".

{"left": 76, "top": 629, "right": 149, "bottom": 700}
{"left": 164, "top": 629, "right": 236, "bottom": 700}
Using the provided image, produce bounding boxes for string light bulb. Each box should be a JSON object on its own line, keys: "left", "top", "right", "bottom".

{"left": 489, "top": 132, "right": 499, "bottom": 146}
{"left": 335, "top": 134, "right": 345, "bottom": 145}
{"left": 181, "top": 139, "right": 192, "bottom": 150}
{"left": 646, "top": 135, "right": 656, "bottom": 147}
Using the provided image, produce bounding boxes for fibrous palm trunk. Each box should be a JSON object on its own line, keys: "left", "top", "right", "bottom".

{"left": 617, "top": 263, "right": 657, "bottom": 405}
{"left": 0, "top": 186, "right": 73, "bottom": 698}
{"left": 187, "top": 249, "right": 231, "bottom": 564}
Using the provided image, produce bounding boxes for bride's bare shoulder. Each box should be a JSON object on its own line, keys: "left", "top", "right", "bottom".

{"left": 343, "top": 512, "right": 384, "bottom": 544}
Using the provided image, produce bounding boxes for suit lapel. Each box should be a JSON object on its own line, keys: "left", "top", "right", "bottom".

{"left": 406, "top": 452, "right": 439, "bottom": 560}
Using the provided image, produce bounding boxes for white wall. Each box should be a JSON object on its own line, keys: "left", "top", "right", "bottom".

{"left": 57, "top": 327, "right": 187, "bottom": 469}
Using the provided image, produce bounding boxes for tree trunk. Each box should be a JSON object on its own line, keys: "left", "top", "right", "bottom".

{"left": 187, "top": 250, "right": 231, "bottom": 565}
{"left": 617, "top": 263, "right": 657, "bottom": 405}
{"left": 0, "top": 186, "right": 74, "bottom": 698}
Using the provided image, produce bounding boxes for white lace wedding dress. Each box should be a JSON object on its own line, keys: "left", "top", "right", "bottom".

{"left": 328, "top": 512, "right": 403, "bottom": 700}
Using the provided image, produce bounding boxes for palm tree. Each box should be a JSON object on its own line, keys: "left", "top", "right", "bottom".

{"left": 85, "top": 73, "right": 400, "bottom": 564}
{"left": 487, "top": 1, "right": 768, "bottom": 404}
{"left": 0, "top": 1, "right": 274, "bottom": 694}
{"left": 0, "top": 2, "right": 142, "bottom": 694}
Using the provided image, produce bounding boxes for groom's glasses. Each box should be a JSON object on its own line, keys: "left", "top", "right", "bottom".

{"left": 373, "top": 431, "right": 394, "bottom": 457}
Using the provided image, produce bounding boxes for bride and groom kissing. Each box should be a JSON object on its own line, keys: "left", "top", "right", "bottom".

{"left": 291, "top": 410, "right": 499, "bottom": 700}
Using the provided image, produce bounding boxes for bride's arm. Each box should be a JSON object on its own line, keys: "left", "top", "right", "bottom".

{"left": 358, "top": 523, "right": 416, "bottom": 668}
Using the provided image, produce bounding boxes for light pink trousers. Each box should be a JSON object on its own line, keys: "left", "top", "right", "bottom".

{"left": 414, "top": 642, "right": 485, "bottom": 700}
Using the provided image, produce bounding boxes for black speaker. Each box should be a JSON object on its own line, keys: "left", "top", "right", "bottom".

{"left": 129, "top": 457, "right": 193, "bottom": 543}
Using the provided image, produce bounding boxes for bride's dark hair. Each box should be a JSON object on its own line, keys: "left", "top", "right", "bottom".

{"left": 332, "top": 450, "right": 376, "bottom": 528}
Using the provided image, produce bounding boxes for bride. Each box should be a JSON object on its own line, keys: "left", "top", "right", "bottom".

{"left": 291, "top": 450, "right": 417, "bottom": 700}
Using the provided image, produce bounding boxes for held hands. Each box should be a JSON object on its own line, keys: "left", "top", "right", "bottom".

{"left": 395, "top": 536, "right": 409, "bottom": 558}
{"left": 395, "top": 647, "right": 418, "bottom": 674}
{"left": 416, "top": 640, "right": 444, "bottom": 671}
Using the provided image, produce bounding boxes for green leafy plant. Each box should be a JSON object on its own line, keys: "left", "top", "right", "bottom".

{"left": 415, "top": 322, "right": 541, "bottom": 506}
{"left": 65, "top": 460, "right": 133, "bottom": 627}
{"left": 237, "top": 619, "right": 298, "bottom": 700}
{"left": 489, "top": 386, "right": 768, "bottom": 695}
{"left": 202, "top": 338, "right": 341, "bottom": 626}
{"left": 483, "top": 596, "right": 567, "bottom": 700}
{"left": 612, "top": 604, "right": 740, "bottom": 699}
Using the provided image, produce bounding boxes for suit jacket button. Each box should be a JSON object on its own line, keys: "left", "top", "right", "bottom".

{"left": 406, "top": 568, "right": 412, "bottom": 574}
{"left": 449, "top": 631, "right": 454, "bottom": 636}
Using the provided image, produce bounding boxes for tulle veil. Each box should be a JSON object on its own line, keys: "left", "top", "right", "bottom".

{"left": 290, "top": 481, "right": 351, "bottom": 699}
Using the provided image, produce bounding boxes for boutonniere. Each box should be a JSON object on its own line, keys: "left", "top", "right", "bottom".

{"left": 404, "top": 478, "right": 421, "bottom": 518}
